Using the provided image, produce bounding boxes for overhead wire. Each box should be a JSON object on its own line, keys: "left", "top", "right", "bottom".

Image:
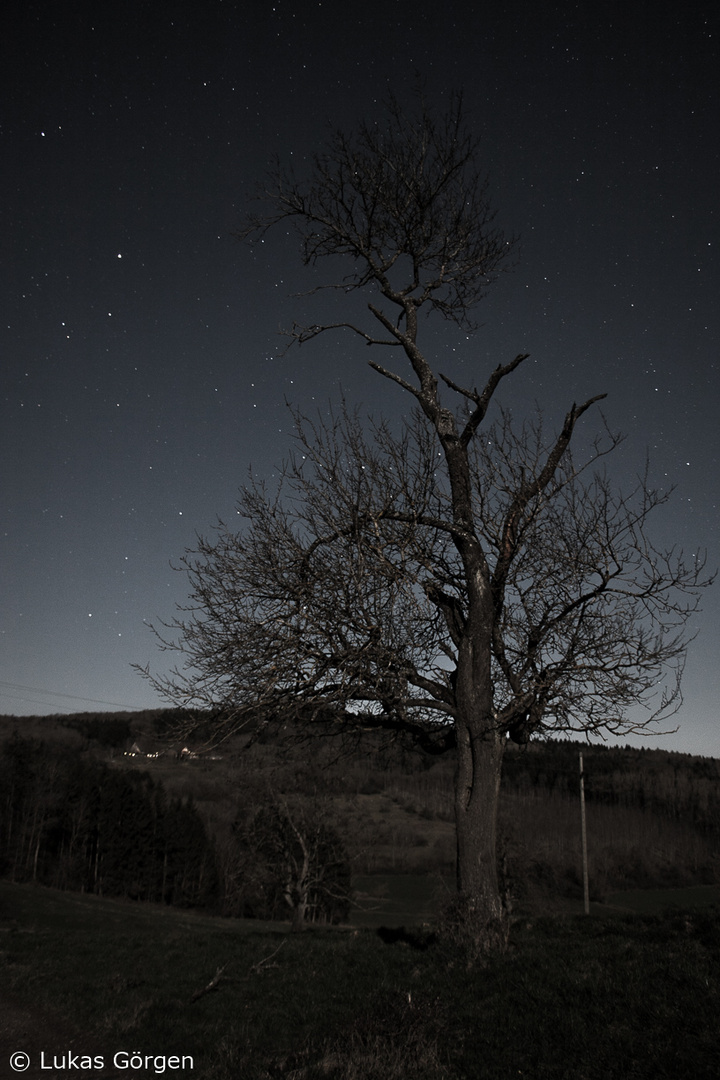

{"left": 0, "top": 680, "right": 145, "bottom": 711}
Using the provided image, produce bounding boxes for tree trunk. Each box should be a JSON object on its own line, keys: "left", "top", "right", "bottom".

{"left": 451, "top": 584, "right": 507, "bottom": 936}
{"left": 290, "top": 899, "right": 307, "bottom": 933}
{"left": 454, "top": 715, "right": 506, "bottom": 930}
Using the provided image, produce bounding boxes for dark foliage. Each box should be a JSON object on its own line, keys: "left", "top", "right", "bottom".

{"left": 66, "top": 714, "right": 134, "bottom": 748}
{"left": 0, "top": 735, "right": 219, "bottom": 908}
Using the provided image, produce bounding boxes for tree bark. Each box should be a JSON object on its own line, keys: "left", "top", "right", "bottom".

{"left": 454, "top": 715, "right": 506, "bottom": 925}
{"left": 445, "top": 454, "right": 505, "bottom": 925}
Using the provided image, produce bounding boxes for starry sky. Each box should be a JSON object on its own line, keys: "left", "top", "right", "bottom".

{"left": 2, "top": 1, "right": 718, "bottom": 755}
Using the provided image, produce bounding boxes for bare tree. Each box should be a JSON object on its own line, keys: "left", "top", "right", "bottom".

{"left": 231, "top": 790, "right": 352, "bottom": 931}
{"left": 140, "top": 93, "right": 710, "bottom": 942}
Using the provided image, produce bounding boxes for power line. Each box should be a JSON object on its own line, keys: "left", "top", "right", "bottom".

{"left": 0, "top": 681, "right": 146, "bottom": 710}
{"left": 0, "top": 691, "right": 79, "bottom": 713}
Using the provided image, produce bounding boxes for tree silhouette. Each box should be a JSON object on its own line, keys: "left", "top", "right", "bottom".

{"left": 141, "top": 93, "right": 711, "bottom": 944}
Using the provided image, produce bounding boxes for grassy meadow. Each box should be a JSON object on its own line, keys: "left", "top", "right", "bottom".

{"left": 2, "top": 878, "right": 719, "bottom": 1080}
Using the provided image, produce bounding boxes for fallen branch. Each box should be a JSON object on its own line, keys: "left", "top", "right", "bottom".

{"left": 190, "top": 964, "right": 227, "bottom": 1003}
{"left": 249, "top": 939, "right": 286, "bottom": 974}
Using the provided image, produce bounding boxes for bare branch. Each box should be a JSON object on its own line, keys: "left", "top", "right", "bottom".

{"left": 285, "top": 321, "right": 400, "bottom": 349}
{"left": 367, "top": 360, "right": 422, "bottom": 397}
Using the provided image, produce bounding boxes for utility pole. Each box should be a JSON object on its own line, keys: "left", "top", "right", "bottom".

{"left": 579, "top": 752, "right": 590, "bottom": 915}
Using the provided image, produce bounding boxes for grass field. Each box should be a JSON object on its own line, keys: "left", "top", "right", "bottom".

{"left": 351, "top": 873, "right": 455, "bottom": 926}
{"left": 2, "top": 878, "right": 719, "bottom": 1079}
{"left": 603, "top": 884, "right": 720, "bottom": 913}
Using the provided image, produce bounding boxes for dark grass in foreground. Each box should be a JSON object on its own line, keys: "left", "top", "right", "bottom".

{"left": 1, "top": 881, "right": 719, "bottom": 1080}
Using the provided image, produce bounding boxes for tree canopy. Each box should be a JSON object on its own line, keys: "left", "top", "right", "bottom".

{"left": 149, "top": 403, "right": 704, "bottom": 748}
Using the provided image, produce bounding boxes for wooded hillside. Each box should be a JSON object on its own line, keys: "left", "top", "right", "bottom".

{"left": 1, "top": 710, "right": 718, "bottom": 915}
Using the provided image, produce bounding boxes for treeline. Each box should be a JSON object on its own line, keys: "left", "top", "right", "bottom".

{"left": 501, "top": 740, "right": 720, "bottom": 835}
{"left": 0, "top": 735, "right": 218, "bottom": 907}
{"left": 0, "top": 708, "right": 190, "bottom": 751}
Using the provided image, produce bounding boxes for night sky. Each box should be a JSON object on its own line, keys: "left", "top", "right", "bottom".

{"left": 3, "top": 1, "right": 718, "bottom": 755}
